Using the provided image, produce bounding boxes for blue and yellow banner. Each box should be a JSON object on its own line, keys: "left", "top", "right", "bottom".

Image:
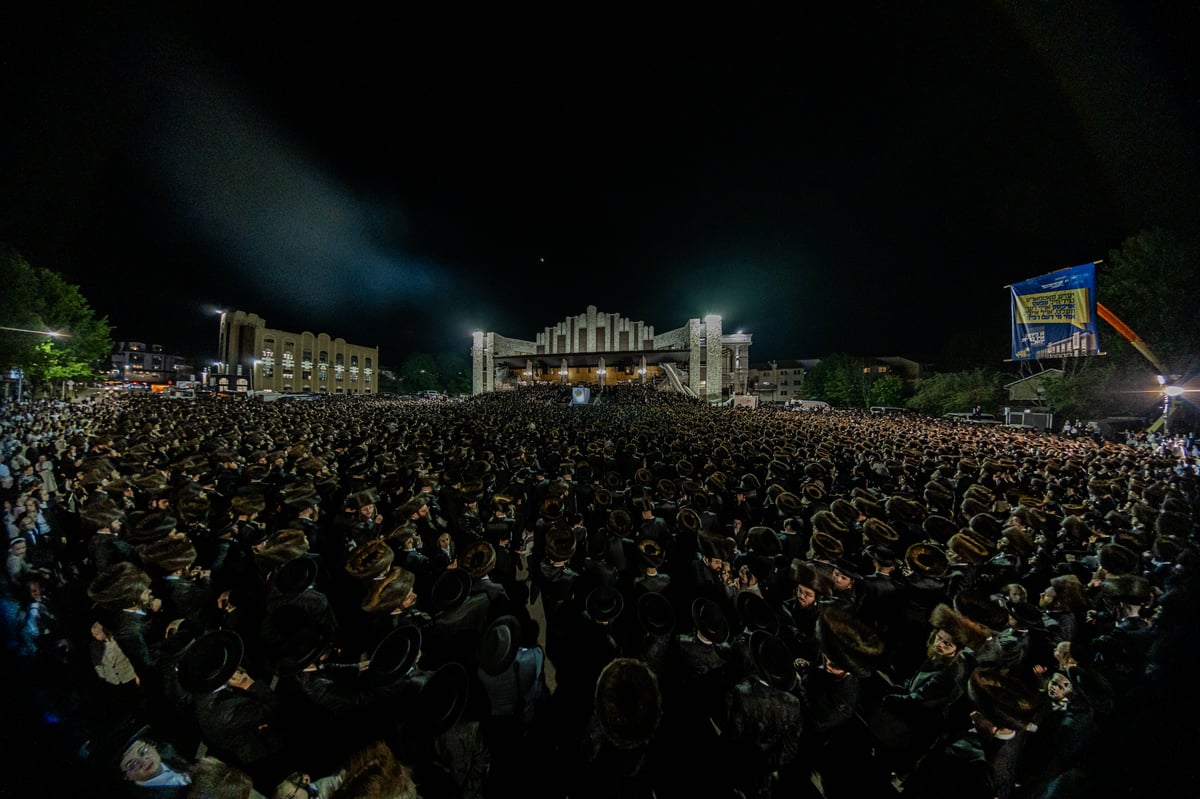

{"left": 1010, "top": 262, "right": 1099, "bottom": 360}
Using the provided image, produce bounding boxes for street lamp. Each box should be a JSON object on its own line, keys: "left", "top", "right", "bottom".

{"left": 1, "top": 326, "right": 69, "bottom": 401}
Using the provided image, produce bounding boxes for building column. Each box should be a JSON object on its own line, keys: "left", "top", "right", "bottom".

{"left": 485, "top": 333, "right": 496, "bottom": 393}
{"left": 471, "top": 331, "right": 485, "bottom": 396}
{"left": 597, "top": 356, "right": 606, "bottom": 388}
{"left": 560, "top": 357, "right": 568, "bottom": 385}
{"left": 639, "top": 355, "right": 647, "bottom": 385}
{"left": 689, "top": 318, "right": 703, "bottom": 397}
{"left": 705, "top": 314, "right": 722, "bottom": 404}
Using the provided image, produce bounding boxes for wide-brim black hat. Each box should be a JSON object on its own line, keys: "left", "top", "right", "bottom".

{"left": 544, "top": 526, "right": 577, "bottom": 562}
{"left": 368, "top": 624, "right": 422, "bottom": 681}
{"left": 636, "top": 591, "right": 676, "bottom": 636}
{"left": 750, "top": 630, "right": 799, "bottom": 692}
{"left": 275, "top": 625, "right": 334, "bottom": 676}
{"left": 736, "top": 590, "right": 779, "bottom": 635}
{"left": 594, "top": 658, "right": 662, "bottom": 749}
{"left": 403, "top": 662, "right": 470, "bottom": 735}
{"left": 177, "top": 630, "right": 244, "bottom": 693}
{"left": 691, "top": 597, "right": 731, "bottom": 644}
{"left": 431, "top": 568, "right": 473, "bottom": 613}
{"left": 586, "top": 586, "right": 625, "bottom": 623}
{"left": 271, "top": 555, "right": 318, "bottom": 595}
{"left": 477, "top": 615, "right": 522, "bottom": 676}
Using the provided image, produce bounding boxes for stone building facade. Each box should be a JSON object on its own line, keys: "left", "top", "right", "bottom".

{"left": 216, "top": 310, "right": 379, "bottom": 395}
{"left": 471, "top": 305, "right": 750, "bottom": 403}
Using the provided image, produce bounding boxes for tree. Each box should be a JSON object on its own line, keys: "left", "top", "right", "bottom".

{"left": 435, "top": 351, "right": 471, "bottom": 396}
{"left": 907, "top": 368, "right": 1003, "bottom": 416}
{"left": 0, "top": 246, "right": 113, "bottom": 398}
{"left": 868, "top": 373, "right": 906, "bottom": 407}
{"left": 803, "top": 353, "right": 867, "bottom": 408}
{"left": 399, "top": 352, "right": 439, "bottom": 392}
{"left": 1098, "top": 228, "right": 1200, "bottom": 377}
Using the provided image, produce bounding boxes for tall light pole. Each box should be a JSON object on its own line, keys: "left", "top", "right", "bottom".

{"left": 214, "top": 310, "right": 226, "bottom": 388}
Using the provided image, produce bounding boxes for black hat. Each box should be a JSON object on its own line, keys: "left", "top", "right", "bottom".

{"left": 736, "top": 591, "right": 779, "bottom": 635}
{"left": 177, "top": 630, "right": 244, "bottom": 693}
{"left": 1098, "top": 543, "right": 1140, "bottom": 576}
{"left": 636, "top": 591, "right": 675, "bottom": 636}
{"left": 607, "top": 508, "right": 633, "bottom": 535}
{"left": 431, "top": 568, "right": 473, "bottom": 613}
{"left": 750, "top": 630, "right": 799, "bottom": 692}
{"left": 545, "top": 526, "right": 577, "bottom": 562}
{"left": 594, "top": 658, "right": 662, "bottom": 749}
{"left": 270, "top": 556, "right": 318, "bottom": 595}
{"left": 691, "top": 597, "right": 731, "bottom": 644}
{"left": 1008, "top": 602, "right": 1045, "bottom": 631}
{"left": 745, "top": 526, "right": 782, "bottom": 557}
{"left": 864, "top": 544, "right": 901, "bottom": 568}
{"left": 477, "top": 615, "right": 523, "bottom": 676}
{"left": 404, "top": 662, "right": 470, "bottom": 735}
{"left": 586, "top": 586, "right": 625, "bottom": 623}
{"left": 368, "top": 625, "right": 422, "bottom": 681}
{"left": 275, "top": 625, "right": 333, "bottom": 676}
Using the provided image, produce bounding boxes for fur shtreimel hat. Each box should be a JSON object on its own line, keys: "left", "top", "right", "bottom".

{"left": 607, "top": 507, "right": 633, "bottom": 535}
{"left": 137, "top": 535, "right": 196, "bottom": 574}
{"left": 80, "top": 500, "right": 123, "bottom": 532}
{"left": 811, "top": 509, "right": 849, "bottom": 537}
{"left": 863, "top": 518, "right": 900, "bottom": 546}
{"left": 968, "top": 667, "right": 1042, "bottom": 729}
{"left": 953, "top": 590, "right": 1010, "bottom": 635}
{"left": 594, "top": 658, "right": 662, "bottom": 749}
{"left": 816, "top": 606, "right": 885, "bottom": 678}
{"left": 1098, "top": 542, "right": 1140, "bottom": 576}
{"left": 929, "top": 603, "right": 971, "bottom": 647}
{"left": 361, "top": 567, "right": 418, "bottom": 614}
{"left": 947, "top": 530, "right": 993, "bottom": 566}
{"left": 88, "top": 562, "right": 152, "bottom": 609}
{"left": 126, "top": 511, "right": 177, "bottom": 546}
{"left": 809, "top": 529, "right": 844, "bottom": 561}
{"left": 345, "top": 539, "right": 395, "bottom": 581}
{"left": 922, "top": 514, "right": 959, "bottom": 543}
{"left": 459, "top": 539, "right": 497, "bottom": 578}
{"left": 789, "top": 559, "right": 833, "bottom": 597}
{"left": 906, "top": 541, "right": 949, "bottom": 577}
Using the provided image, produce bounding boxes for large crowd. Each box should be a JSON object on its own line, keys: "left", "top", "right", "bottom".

{"left": 1, "top": 384, "right": 1197, "bottom": 799}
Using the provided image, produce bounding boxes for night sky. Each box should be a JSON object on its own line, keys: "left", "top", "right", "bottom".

{"left": 2, "top": 2, "right": 1197, "bottom": 366}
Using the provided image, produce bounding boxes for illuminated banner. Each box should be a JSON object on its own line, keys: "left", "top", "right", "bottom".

{"left": 1009, "top": 262, "right": 1099, "bottom": 361}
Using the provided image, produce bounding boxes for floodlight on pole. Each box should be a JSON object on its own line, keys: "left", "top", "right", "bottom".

{"left": 0, "top": 326, "right": 69, "bottom": 337}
